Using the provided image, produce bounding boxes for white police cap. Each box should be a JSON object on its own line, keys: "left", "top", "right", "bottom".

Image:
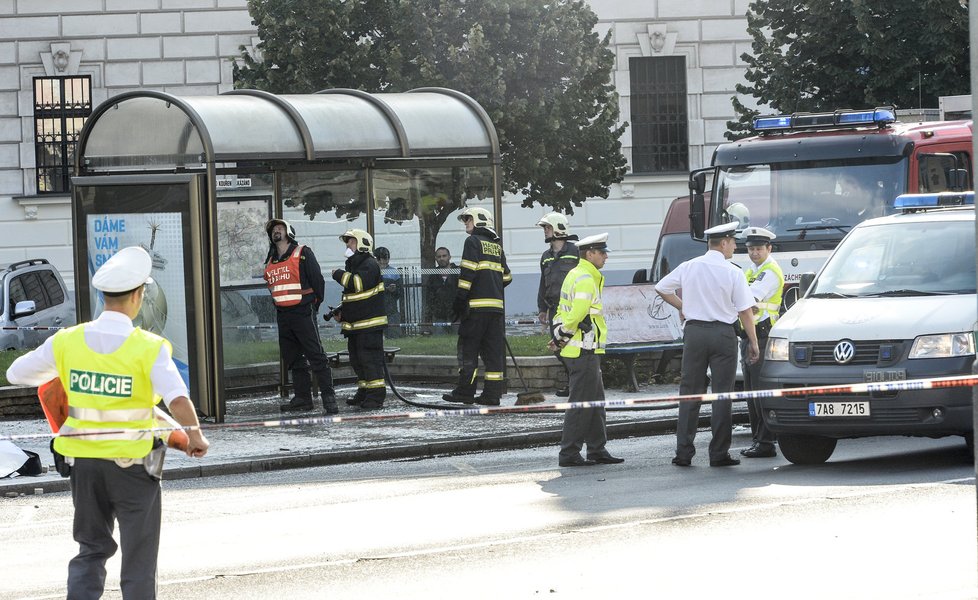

{"left": 92, "top": 246, "right": 155, "bottom": 293}
{"left": 577, "top": 232, "right": 610, "bottom": 252}
{"left": 704, "top": 221, "right": 739, "bottom": 240}
{"left": 740, "top": 226, "right": 776, "bottom": 245}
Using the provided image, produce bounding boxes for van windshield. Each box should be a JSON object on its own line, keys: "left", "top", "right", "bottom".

{"left": 810, "top": 218, "right": 976, "bottom": 297}
{"left": 716, "top": 158, "right": 906, "bottom": 244}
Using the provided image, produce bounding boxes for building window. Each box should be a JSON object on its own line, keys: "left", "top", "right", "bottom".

{"left": 629, "top": 56, "right": 688, "bottom": 174}
{"left": 34, "top": 76, "right": 91, "bottom": 194}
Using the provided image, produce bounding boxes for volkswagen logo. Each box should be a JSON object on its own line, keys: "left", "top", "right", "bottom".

{"left": 834, "top": 340, "right": 855, "bottom": 364}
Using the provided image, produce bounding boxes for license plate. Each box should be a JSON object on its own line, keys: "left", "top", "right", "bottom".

{"left": 863, "top": 369, "right": 906, "bottom": 383}
{"left": 809, "top": 401, "right": 871, "bottom": 417}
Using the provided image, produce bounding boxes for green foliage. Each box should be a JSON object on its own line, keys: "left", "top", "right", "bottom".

{"left": 236, "top": 0, "right": 627, "bottom": 215}
{"left": 0, "top": 350, "right": 27, "bottom": 387}
{"left": 728, "top": 0, "right": 970, "bottom": 139}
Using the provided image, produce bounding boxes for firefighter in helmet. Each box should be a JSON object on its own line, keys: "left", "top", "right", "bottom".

{"left": 536, "top": 212, "right": 579, "bottom": 397}
{"left": 443, "top": 207, "right": 512, "bottom": 405}
{"left": 331, "top": 228, "right": 388, "bottom": 410}
{"left": 263, "top": 218, "right": 338, "bottom": 415}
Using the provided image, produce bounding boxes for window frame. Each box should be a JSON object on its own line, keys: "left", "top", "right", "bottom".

{"left": 628, "top": 56, "right": 689, "bottom": 175}
{"left": 33, "top": 75, "right": 92, "bottom": 194}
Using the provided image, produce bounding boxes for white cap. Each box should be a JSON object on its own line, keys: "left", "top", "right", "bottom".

{"left": 577, "top": 232, "right": 610, "bottom": 252}
{"left": 704, "top": 221, "right": 739, "bottom": 240}
{"left": 92, "top": 246, "right": 154, "bottom": 293}
{"left": 740, "top": 226, "right": 776, "bottom": 245}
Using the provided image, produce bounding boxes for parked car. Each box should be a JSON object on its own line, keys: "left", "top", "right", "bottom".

{"left": 0, "top": 259, "right": 75, "bottom": 351}
{"left": 759, "top": 192, "right": 976, "bottom": 464}
{"left": 634, "top": 194, "right": 706, "bottom": 284}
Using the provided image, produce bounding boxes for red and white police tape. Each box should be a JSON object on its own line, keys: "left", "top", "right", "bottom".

{"left": 2, "top": 374, "right": 976, "bottom": 442}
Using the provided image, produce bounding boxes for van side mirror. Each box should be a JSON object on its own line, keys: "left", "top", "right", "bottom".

{"left": 799, "top": 272, "right": 816, "bottom": 296}
{"left": 632, "top": 269, "right": 649, "bottom": 284}
{"left": 13, "top": 300, "right": 36, "bottom": 318}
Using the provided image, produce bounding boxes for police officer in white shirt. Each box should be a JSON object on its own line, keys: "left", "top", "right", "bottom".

{"left": 7, "top": 246, "right": 208, "bottom": 599}
{"left": 654, "top": 221, "right": 759, "bottom": 467}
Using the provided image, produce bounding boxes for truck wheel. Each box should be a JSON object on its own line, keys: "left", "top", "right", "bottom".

{"left": 778, "top": 434, "right": 837, "bottom": 465}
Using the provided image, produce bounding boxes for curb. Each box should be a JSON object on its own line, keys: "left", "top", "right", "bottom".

{"left": 0, "top": 411, "right": 747, "bottom": 497}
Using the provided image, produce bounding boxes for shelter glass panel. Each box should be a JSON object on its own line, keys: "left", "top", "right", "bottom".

{"left": 373, "top": 166, "right": 494, "bottom": 336}
{"left": 280, "top": 169, "right": 368, "bottom": 344}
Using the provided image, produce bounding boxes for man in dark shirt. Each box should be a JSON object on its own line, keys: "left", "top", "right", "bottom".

{"left": 424, "top": 246, "right": 459, "bottom": 333}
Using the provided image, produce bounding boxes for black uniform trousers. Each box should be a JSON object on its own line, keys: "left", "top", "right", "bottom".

{"left": 559, "top": 352, "right": 611, "bottom": 461}
{"left": 67, "top": 458, "right": 162, "bottom": 600}
{"left": 348, "top": 329, "right": 387, "bottom": 405}
{"left": 741, "top": 333, "right": 776, "bottom": 446}
{"left": 676, "top": 320, "right": 738, "bottom": 462}
{"left": 276, "top": 304, "right": 334, "bottom": 400}
{"left": 453, "top": 311, "right": 505, "bottom": 399}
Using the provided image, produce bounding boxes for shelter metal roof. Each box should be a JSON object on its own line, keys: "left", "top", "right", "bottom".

{"left": 77, "top": 87, "right": 498, "bottom": 172}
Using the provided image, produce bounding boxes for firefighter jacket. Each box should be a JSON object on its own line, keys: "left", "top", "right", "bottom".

{"left": 52, "top": 325, "right": 166, "bottom": 459}
{"left": 264, "top": 242, "right": 325, "bottom": 312}
{"left": 537, "top": 240, "right": 580, "bottom": 313}
{"left": 745, "top": 257, "right": 784, "bottom": 325}
{"left": 552, "top": 258, "right": 607, "bottom": 359}
{"left": 455, "top": 226, "right": 512, "bottom": 314}
{"left": 333, "top": 251, "right": 387, "bottom": 335}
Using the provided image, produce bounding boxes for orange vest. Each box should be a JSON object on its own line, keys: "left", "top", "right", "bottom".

{"left": 264, "top": 245, "right": 313, "bottom": 307}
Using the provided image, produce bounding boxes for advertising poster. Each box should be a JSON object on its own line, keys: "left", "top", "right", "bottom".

{"left": 86, "top": 213, "right": 190, "bottom": 387}
{"left": 602, "top": 284, "right": 683, "bottom": 344}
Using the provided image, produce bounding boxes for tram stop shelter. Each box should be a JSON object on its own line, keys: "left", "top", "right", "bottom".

{"left": 71, "top": 88, "right": 502, "bottom": 422}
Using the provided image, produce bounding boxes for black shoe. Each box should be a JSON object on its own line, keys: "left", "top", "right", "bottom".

{"left": 346, "top": 394, "right": 364, "bottom": 406}
{"left": 359, "top": 400, "right": 384, "bottom": 410}
{"left": 559, "top": 455, "right": 597, "bottom": 467}
{"left": 280, "top": 398, "right": 314, "bottom": 412}
{"left": 740, "top": 443, "right": 777, "bottom": 458}
{"left": 588, "top": 454, "right": 625, "bottom": 464}
{"left": 555, "top": 387, "right": 570, "bottom": 397}
{"left": 710, "top": 455, "right": 741, "bottom": 467}
{"left": 475, "top": 395, "right": 501, "bottom": 406}
{"left": 671, "top": 456, "right": 692, "bottom": 467}
{"left": 322, "top": 394, "right": 339, "bottom": 415}
{"left": 443, "top": 392, "right": 476, "bottom": 404}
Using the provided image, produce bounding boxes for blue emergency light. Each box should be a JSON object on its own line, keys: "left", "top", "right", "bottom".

{"left": 752, "top": 107, "right": 897, "bottom": 132}
{"left": 893, "top": 192, "right": 975, "bottom": 211}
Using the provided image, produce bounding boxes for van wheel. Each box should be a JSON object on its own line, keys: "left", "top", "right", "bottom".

{"left": 778, "top": 434, "right": 837, "bottom": 465}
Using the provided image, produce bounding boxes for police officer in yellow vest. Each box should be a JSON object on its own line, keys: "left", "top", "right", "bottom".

{"left": 551, "top": 233, "right": 624, "bottom": 467}
{"left": 6, "top": 246, "right": 209, "bottom": 599}
{"left": 331, "top": 229, "right": 388, "bottom": 410}
{"left": 738, "top": 226, "right": 783, "bottom": 458}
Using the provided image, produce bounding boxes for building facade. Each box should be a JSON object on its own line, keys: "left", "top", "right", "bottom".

{"left": 0, "top": 0, "right": 754, "bottom": 310}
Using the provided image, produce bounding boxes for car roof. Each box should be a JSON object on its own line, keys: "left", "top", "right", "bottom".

{"left": 857, "top": 205, "right": 975, "bottom": 228}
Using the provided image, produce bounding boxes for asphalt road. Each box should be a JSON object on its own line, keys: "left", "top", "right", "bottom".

{"left": 2, "top": 431, "right": 975, "bottom": 600}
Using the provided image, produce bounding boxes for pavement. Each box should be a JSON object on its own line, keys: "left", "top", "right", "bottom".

{"left": 0, "top": 380, "right": 744, "bottom": 497}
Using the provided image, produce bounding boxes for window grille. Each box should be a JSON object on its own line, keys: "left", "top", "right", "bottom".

{"left": 629, "top": 56, "right": 688, "bottom": 174}
{"left": 34, "top": 76, "right": 91, "bottom": 194}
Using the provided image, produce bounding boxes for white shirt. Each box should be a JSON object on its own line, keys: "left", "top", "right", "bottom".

{"left": 655, "top": 250, "right": 756, "bottom": 323}
{"left": 6, "top": 311, "right": 189, "bottom": 407}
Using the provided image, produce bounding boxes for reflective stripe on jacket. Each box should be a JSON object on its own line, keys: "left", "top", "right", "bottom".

{"left": 52, "top": 325, "right": 165, "bottom": 459}
{"left": 264, "top": 245, "right": 313, "bottom": 307}
{"left": 553, "top": 258, "right": 607, "bottom": 358}
{"left": 745, "top": 258, "right": 784, "bottom": 324}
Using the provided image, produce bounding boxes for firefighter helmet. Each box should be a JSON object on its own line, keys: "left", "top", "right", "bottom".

{"left": 339, "top": 228, "right": 373, "bottom": 252}
{"left": 265, "top": 218, "right": 296, "bottom": 242}
{"left": 724, "top": 202, "right": 750, "bottom": 229}
{"left": 457, "top": 206, "right": 494, "bottom": 230}
{"left": 535, "top": 212, "right": 571, "bottom": 239}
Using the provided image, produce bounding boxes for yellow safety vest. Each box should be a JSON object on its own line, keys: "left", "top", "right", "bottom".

{"left": 745, "top": 259, "right": 784, "bottom": 324}
{"left": 554, "top": 259, "right": 607, "bottom": 358}
{"left": 52, "top": 325, "right": 166, "bottom": 459}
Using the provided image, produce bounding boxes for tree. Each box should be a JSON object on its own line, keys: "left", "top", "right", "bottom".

{"left": 727, "top": 0, "right": 970, "bottom": 139}
{"left": 235, "top": 0, "right": 627, "bottom": 265}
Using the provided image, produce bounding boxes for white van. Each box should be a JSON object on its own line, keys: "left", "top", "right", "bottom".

{"left": 759, "top": 192, "right": 976, "bottom": 464}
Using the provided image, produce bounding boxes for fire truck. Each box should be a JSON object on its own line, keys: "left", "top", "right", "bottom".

{"left": 688, "top": 107, "right": 974, "bottom": 305}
